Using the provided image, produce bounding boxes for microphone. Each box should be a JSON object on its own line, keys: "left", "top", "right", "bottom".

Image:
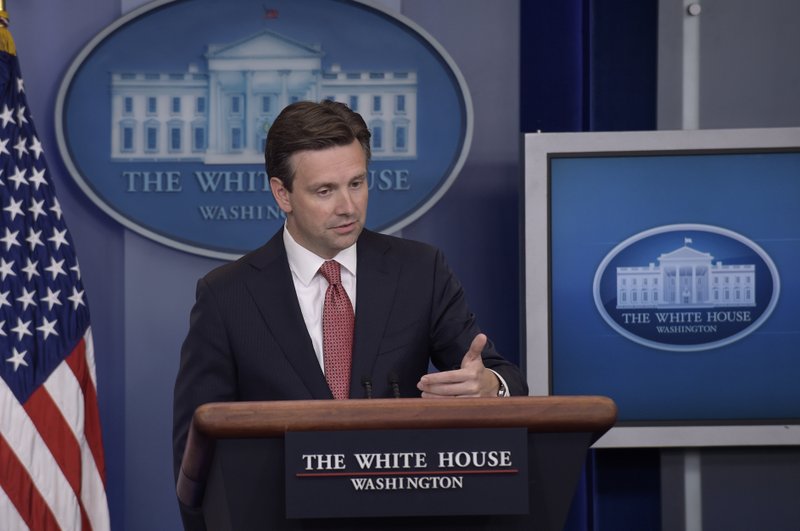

{"left": 361, "top": 376, "right": 373, "bottom": 399}
{"left": 388, "top": 371, "right": 401, "bottom": 399}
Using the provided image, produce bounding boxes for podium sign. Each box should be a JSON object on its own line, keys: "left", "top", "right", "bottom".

{"left": 285, "top": 428, "right": 529, "bottom": 519}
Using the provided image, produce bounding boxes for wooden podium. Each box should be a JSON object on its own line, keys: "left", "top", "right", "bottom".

{"left": 177, "top": 396, "right": 617, "bottom": 531}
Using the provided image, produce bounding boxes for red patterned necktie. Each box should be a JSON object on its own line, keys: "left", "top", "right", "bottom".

{"left": 319, "top": 260, "right": 354, "bottom": 399}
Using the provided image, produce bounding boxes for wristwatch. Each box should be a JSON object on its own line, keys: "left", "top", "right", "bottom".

{"left": 496, "top": 378, "right": 507, "bottom": 397}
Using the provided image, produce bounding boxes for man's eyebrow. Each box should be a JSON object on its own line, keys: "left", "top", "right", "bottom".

{"left": 305, "top": 171, "right": 367, "bottom": 189}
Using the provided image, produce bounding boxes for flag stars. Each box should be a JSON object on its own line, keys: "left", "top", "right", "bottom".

{"left": 11, "top": 317, "right": 33, "bottom": 341}
{"left": 14, "top": 135, "right": 28, "bottom": 158}
{"left": 22, "top": 258, "right": 40, "bottom": 280}
{"left": 7, "top": 166, "right": 27, "bottom": 189}
{"left": 1, "top": 227, "right": 20, "bottom": 251}
{"left": 16, "top": 104, "right": 28, "bottom": 126}
{"left": 37, "top": 317, "right": 59, "bottom": 340}
{"left": 50, "top": 197, "right": 63, "bottom": 220}
{"left": 41, "top": 287, "right": 62, "bottom": 311}
{"left": 0, "top": 258, "right": 15, "bottom": 280}
{"left": 4, "top": 196, "right": 24, "bottom": 220}
{"left": 6, "top": 347, "right": 28, "bottom": 372}
{"left": 26, "top": 227, "right": 44, "bottom": 251}
{"left": 48, "top": 228, "right": 70, "bottom": 250}
{"left": 0, "top": 137, "right": 9, "bottom": 156}
{"left": 17, "top": 287, "right": 37, "bottom": 311}
{"left": 29, "top": 136, "right": 43, "bottom": 159}
{"left": 16, "top": 76, "right": 24, "bottom": 94}
{"left": 0, "top": 289, "right": 11, "bottom": 308}
{"left": 45, "top": 257, "right": 67, "bottom": 280}
{"left": 68, "top": 287, "right": 86, "bottom": 310}
{"left": 28, "top": 167, "right": 47, "bottom": 190}
{"left": 70, "top": 260, "right": 81, "bottom": 280}
{"left": 29, "top": 198, "right": 45, "bottom": 221}
{"left": 0, "top": 104, "right": 13, "bottom": 128}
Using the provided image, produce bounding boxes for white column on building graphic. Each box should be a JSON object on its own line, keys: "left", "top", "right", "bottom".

{"left": 674, "top": 266, "right": 680, "bottom": 303}
{"left": 311, "top": 69, "right": 321, "bottom": 102}
{"left": 244, "top": 70, "right": 254, "bottom": 151}
{"left": 672, "top": 269, "right": 677, "bottom": 303}
{"left": 208, "top": 72, "right": 219, "bottom": 153}
{"left": 673, "top": 266, "right": 678, "bottom": 303}
{"left": 683, "top": 265, "right": 689, "bottom": 303}
{"left": 692, "top": 265, "right": 697, "bottom": 304}
{"left": 278, "top": 70, "right": 290, "bottom": 109}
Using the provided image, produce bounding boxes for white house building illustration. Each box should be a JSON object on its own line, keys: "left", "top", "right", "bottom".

{"left": 110, "top": 30, "right": 417, "bottom": 164}
{"left": 616, "top": 239, "right": 756, "bottom": 309}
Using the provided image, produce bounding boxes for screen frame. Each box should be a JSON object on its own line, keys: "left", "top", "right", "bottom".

{"left": 523, "top": 127, "right": 800, "bottom": 448}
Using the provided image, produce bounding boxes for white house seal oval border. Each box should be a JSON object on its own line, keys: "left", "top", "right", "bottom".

{"left": 55, "top": 0, "right": 473, "bottom": 260}
{"left": 593, "top": 224, "right": 781, "bottom": 352}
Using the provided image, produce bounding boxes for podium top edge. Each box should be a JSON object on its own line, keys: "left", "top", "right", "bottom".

{"left": 192, "top": 395, "right": 618, "bottom": 439}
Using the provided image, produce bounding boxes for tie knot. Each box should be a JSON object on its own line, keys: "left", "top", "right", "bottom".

{"left": 319, "top": 260, "right": 342, "bottom": 285}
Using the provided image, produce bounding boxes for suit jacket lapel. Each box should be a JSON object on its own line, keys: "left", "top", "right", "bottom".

{"left": 350, "top": 230, "right": 398, "bottom": 397}
{"left": 244, "top": 230, "right": 333, "bottom": 399}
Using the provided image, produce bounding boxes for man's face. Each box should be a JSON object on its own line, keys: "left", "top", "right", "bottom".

{"left": 270, "top": 140, "right": 368, "bottom": 259}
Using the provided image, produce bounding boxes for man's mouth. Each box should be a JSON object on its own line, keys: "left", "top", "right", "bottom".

{"left": 331, "top": 220, "right": 358, "bottom": 233}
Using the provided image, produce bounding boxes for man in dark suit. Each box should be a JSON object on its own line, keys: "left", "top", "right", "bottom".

{"left": 173, "top": 100, "right": 527, "bottom": 485}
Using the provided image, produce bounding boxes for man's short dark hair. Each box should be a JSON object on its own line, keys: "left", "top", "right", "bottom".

{"left": 265, "top": 100, "right": 371, "bottom": 191}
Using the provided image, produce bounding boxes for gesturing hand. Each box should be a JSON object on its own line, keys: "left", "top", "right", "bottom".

{"left": 416, "top": 334, "right": 501, "bottom": 398}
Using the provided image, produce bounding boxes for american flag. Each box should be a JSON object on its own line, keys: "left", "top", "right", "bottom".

{"left": 0, "top": 14, "right": 110, "bottom": 531}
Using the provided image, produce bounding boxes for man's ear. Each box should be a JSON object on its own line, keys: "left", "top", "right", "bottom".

{"left": 270, "top": 177, "right": 292, "bottom": 213}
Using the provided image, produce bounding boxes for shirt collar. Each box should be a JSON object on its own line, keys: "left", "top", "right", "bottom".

{"left": 283, "top": 224, "right": 358, "bottom": 286}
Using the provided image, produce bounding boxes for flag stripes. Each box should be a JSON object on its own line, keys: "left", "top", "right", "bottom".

{"left": 0, "top": 330, "right": 108, "bottom": 531}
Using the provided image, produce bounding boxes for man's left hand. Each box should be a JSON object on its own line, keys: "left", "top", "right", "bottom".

{"left": 416, "top": 334, "right": 501, "bottom": 398}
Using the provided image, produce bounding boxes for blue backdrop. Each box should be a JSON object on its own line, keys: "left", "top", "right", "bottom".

{"left": 9, "top": 0, "right": 675, "bottom": 529}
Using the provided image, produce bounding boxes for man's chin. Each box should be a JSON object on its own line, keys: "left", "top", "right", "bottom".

{"left": 330, "top": 225, "right": 362, "bottom": 249}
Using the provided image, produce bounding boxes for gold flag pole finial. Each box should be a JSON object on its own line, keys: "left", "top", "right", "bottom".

{"left": 0, "top": 3, "right": 16, "bottom": 56}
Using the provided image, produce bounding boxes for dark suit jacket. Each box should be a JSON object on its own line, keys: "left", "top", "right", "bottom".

{"left": 173, "top": 228, "right": 528, "bottom": 481}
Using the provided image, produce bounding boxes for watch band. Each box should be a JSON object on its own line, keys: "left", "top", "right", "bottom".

{"left": 497, "top": 378, "right": 507, "bottom": 397}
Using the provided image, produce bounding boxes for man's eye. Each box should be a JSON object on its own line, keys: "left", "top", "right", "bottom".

{"left": 317, "top": 188, "right": 331, "bottom": 196}
{"left": 351, "top": 180, "right": 364, "bottom": 189}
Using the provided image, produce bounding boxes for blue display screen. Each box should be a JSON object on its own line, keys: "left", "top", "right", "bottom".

{"left": 548, "top": 150, "right": 800, "bottom": 424}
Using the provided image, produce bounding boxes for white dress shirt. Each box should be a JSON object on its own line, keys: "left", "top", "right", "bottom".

{"left": 283, "top": 226, "right": 357, "bottom": 372}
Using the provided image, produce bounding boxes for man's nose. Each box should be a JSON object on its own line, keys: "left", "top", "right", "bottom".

{"left": 334, "top": 189, "right": 355, "bottom": 214}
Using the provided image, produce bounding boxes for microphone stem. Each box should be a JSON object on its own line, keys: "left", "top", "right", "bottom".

{"left": 361, "top": 376, "right": 373, "bottom": 399}
{"left": 388, "top": 371, "right": 400, "bottom": 398}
